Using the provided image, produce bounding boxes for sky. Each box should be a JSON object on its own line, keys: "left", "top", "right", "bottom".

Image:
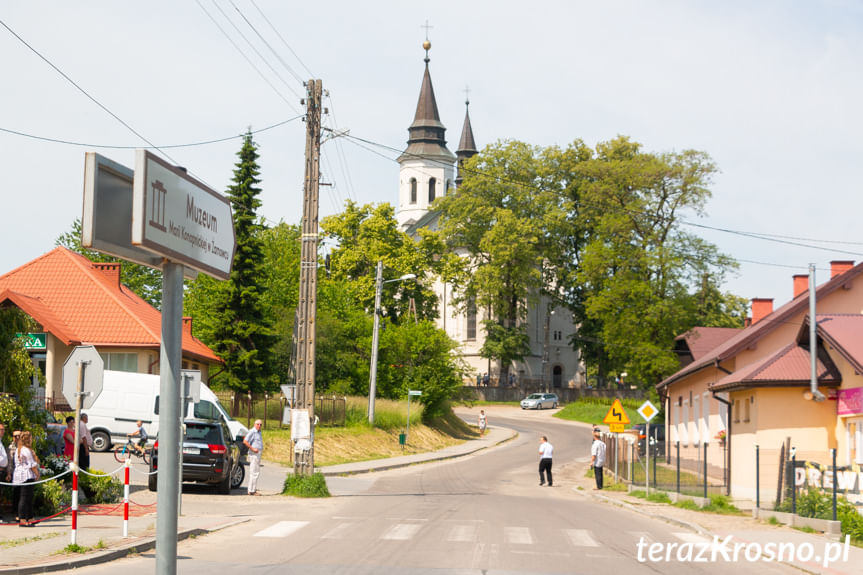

{"left": 2, "top": 1, "right": 863, "bottom": 310}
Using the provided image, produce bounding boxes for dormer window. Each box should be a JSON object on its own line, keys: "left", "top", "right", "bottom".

{"left": 410, "top": 178, "right": 417, "bottom": 204}
{"left": 428, "top": 177, "right": 436, "bottom": 202}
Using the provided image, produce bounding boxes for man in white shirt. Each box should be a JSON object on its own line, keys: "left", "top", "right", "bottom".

{"left": 538, "top": 435, "right": 553, "bottom": 487}
{"left": 79, "top": 413, "right": 93, "bottom": 470}
{"left": 590, "top": 428, "right": 607, "bottom": 490}
{"left": 243, "top": 419, "right": 264, "bottom": 496}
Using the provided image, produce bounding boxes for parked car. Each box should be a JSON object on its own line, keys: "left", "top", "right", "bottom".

{"left": 148, "top": 418, "right": 244, "bottom": 494}
{"left": 633, "top": 423, "right": 665, "bottom": 456}
{"left": 520, "top": 393, "right": 559, "bottom": 410}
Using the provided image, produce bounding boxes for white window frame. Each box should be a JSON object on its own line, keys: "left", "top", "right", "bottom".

{"left": 691, "top": 394, "right": 700, "bottom": 445}
{"left": 681, "top": 399, "right": 690, "bottom": 446}
{"left": 673, "top": 403, "right": 680, "bottom": 443}
{"left": 702, "top": 392, "right": 711, "bottom": 445}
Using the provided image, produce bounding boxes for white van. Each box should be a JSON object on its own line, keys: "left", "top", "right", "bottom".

{"left": 85, "top": 370, "right": 248, "bottom": 452}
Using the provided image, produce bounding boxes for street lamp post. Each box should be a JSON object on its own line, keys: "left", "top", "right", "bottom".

{"left": 368, "top": 261, "right": 416, "bottom": 425}
{"left": 542, "top": 307, "right": 555, "bottom": 393}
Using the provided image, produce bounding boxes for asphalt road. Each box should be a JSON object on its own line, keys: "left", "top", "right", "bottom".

{"left": 74, "top": 408, "right": 800, "bottom": 574}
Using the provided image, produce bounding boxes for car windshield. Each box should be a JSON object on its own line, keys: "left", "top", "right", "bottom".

{"left": 527, "top": 394, "right": 543, "bottom": 399}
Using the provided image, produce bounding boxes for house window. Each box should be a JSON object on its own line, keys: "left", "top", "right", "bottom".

{"left": 733, "top": 399, "right": 740, "bottom": 423}
{"left": 848, "top": 419, "right": 863, "bottom": 465}
{"left": 410, "top": 178, "right": 417, "bottom": 204}
{"left": 101, "top": 352, "right": 137, "bottom": 373}
{"left": 446, "top": 178, "right": 452, "bottom": 192}
{"left": 466, "top": 297, "right": 477, "bottom": 340}
{"left": 692, "top": 394, "right": 700, "bottom": 445}
{"left": 673, "top": 402, "right": 680, "bottom": 443}
{"left": 702, "top": 392, "right": 710, "bottom": 444}
{"left": 428, "top": 177, "right": 436, "bottom": 202}
{"left": 744, "top": 395, "right": 751, "bottom": 423}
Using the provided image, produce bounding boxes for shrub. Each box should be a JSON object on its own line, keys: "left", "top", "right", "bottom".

{"left": 675, "top": 499, "right": 700, "bottom": 510}
{"left": 837, "top": 499, "right": 863, "bottom": 542}
{"left": 35, "top": 476, "right": 71, "bottom": 516}
{"left": 283, "top": 472, "right": 330, "bottom": 498}
{"left": 79, "top": 470, "right": 122, "bottom": 504}
{"left": 702, "top": 494, "right": 742, "bottom": 515}
{"left": 646, "top": 491, "right": 671, "bottom": 504}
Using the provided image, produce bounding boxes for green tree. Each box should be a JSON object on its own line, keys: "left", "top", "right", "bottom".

{"left": 206, "top": 132, "right": 276, "bottom": 398}
{"left": 376, "top": 320, "right": 467, "bottom": 420}
{"left": 436, "top": 140, "right": 564, "bottom": 383}
{"left": 55, "top": 219, "right": 162, "bottom": 308}
{"left": 569, "top": 136, "right": 740, "bottom": 385}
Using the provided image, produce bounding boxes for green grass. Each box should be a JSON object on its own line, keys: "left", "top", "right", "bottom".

{"left": 554, "top": 397, "right": 647, "bottom": 427}
{"left": 282, "top": 472, "right": 331, "bottom": 498}
{"left": 674, "top": 499, "right": 700, "bottom": 511}
{"left": 0, "top": 532, "right": 62, "bottom": 548}
{"left": 701, "top": 494, "right": 745, "bottom": 515}
{"left": 61, "top": 543, "right": 91, "bottom": 554}
{"left": 766, "top": 516, "right": 782, "bottom": 526}
{"left": 793, "top": 525, "right": 818, "bottom": 534}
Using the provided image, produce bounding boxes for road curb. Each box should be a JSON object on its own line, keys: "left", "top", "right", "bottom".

{"left": 579, "top": 489, "right": 710, "bottom": 536}
{"left": 319, "top": 427, "right": 518, "bottom": 477}
{"left": 0, "top": 518, "right": 250, "bottom": 574}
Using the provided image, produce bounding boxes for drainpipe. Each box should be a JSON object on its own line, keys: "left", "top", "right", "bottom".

{"left": 808, "top": 264, "right": 826, "bottom": 402}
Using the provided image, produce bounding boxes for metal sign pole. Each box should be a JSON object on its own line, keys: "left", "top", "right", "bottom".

{"left": 155, "top": 262, "right": 183, "bottom": 575}
{"left": 645, "top": 421, "right": 650, "bottom": 495}
{"left": 70, "top": 360, "right": 87, "bottom": 545}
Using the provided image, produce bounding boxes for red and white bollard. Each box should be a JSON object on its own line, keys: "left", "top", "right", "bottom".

{"left": 71, "top": 465, "right": 78, "bottom": 544}
{"left": 123, "top": 459, "right": 130, "bottom": 537}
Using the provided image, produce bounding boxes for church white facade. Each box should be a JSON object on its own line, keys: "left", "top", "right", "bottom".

{"left": 395, "top": 43, "right": 583, "bottom": 389}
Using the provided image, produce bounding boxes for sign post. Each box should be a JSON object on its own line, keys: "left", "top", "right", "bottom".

{"left": 603, "top": 399, "right": 630, "bottom": 482}
{"left": 637, "top": 400, "right": 659, "bottom": 495}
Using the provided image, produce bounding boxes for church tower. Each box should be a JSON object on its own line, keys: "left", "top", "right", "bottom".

{"left": 455, "top": 97, "right": 478, "bottom": 188}
{"left": 396, "top": 41, "right": 456, "bottom": 230}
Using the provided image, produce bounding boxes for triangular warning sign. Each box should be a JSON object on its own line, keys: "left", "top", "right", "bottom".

{"left": 602, "top": 399, "right": 630, "bottom": 425}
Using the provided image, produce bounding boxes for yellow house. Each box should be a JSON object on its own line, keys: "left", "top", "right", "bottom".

{"left": 657, "top": 261, "right": 863, "bottom": 503}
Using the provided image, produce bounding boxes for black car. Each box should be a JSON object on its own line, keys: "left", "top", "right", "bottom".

{"left": 148, "top": 419, "right": 243, "bottom": 494}
{"left": 633, "top": 423, "right": 665, "bottom": 456}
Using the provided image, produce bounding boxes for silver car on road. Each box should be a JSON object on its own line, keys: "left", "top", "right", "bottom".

{"left": 520, "top": 393, "right": 559, "bottom": 410}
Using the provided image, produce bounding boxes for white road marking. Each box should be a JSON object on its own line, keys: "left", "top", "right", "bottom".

{"left": 673, "top": 532, "right": 711, "bottom": 544}
{"left": 504, "top": 526, "right": 533, "bottom": 545}
{"left": 253, "top": 520, "right": 309, "bottom": 538}
{"left": 447, "top": 524, "right": 478, "bottom": 542}
{"left": 381, "top": 523, "right": 422, "bottom": 540}
{"left": 566, "top": 529, "right": 600, "bottom": 547}
{"left": 321, "top": 522, "right": 353, "bottom": 539}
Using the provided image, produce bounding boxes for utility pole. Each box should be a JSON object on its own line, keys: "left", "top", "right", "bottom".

{"left": 294, "top": 79, "right": 322, "bottom": 475}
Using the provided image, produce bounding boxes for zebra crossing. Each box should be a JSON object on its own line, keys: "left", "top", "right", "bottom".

{"left": 253, "top": 518, "right": 710, "bottom": 549}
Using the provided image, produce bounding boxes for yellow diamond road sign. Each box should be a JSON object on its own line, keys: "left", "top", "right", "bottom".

{"left": 602, "top": 399, "right": 630, "bottom": 425}
{"left": 637, "top": 400, "right": 659, "bottom": 422}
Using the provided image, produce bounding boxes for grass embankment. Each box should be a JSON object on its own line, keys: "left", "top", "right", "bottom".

{"left": 262, "top": 397, "right": 477, "bottom": 467}
{"left": 554, "top": 396, "right": 646, "bottom": 427}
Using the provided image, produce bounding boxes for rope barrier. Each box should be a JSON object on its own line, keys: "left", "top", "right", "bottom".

{"left": 129, "top": 466, "right": 159, "bottom": 476}
{"left": 79, "top": 465, "right": 124, "bottom": 477}
{"left": 0, "top": 468, "right": 72, "bottom": 487}
{"left": 128, "top": 498, "right": 158, "bottom": 508}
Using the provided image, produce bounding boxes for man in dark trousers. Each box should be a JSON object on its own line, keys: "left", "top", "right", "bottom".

{"left": 590, "top": 428, "right": 607, "bottom": 490}
{"left": 538, "top": 435, "right": 553, "bottom": 486}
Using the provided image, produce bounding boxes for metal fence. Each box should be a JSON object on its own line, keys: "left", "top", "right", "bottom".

{"left": 213, "top": 391, "right": 346, "bottom": 429}
{"left": 602, "top": 431, "right": 728, "bottom": 497}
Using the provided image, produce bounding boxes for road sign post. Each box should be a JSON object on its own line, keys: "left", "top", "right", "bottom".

{"left": 602, "top": 400, "right": 630, "bottom": 483}
{"left": 406, "top": 390, "right": 422, "bottom": 443}
{"left": 637, "top": 400, "right": 659, "bottom": 495}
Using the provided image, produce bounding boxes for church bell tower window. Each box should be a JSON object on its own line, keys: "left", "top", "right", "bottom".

{"left": 428, "top": 177, "right": 436, "bottom": 202}
{"left": 410, "top": 178, "right": 417, "bottom": 204}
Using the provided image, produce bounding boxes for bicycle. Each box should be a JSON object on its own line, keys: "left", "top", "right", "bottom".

{"left": 113, "top": 439, "right": 150, "bottom": 464}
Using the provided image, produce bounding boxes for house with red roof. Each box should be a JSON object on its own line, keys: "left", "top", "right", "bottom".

{"left": 657, "top": 261, "right": 863, "bottom": 503}
{"left": 0, "top": 247, "right": 221, "bottom": 408}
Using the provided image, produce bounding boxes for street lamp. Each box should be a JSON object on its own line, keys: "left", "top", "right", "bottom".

{"left": 368, "top": 260, "right": 416, "bottom": 425}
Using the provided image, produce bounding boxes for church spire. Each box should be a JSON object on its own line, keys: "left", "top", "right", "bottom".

{"left": 456, "top": 95, "right": 477, "bottom": 187}
{"left": 398, "top": 40, "right": 455, "bottom": 164}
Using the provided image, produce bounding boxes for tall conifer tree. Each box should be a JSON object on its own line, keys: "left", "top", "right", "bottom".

{"left": 212, "top": 132, "right": 275, "bottom": 398}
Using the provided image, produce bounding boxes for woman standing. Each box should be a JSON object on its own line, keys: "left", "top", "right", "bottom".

{"left": 12, "top": 431, "right": 39, "bottom": 527}
{"left": 63, "top": 416, "right": 76, "bottom": 460}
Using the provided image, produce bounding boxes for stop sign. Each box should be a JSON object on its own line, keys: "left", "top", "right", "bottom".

{"left": 62, "top": 346, "right": 105, "bottom": 409}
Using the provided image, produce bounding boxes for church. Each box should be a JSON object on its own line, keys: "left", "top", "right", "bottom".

{"left": 394, "top": 41, "right": 583, "bottom": 390}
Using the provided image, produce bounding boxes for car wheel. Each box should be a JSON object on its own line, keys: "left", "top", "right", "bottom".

{"left": 537, "top": 403, "right": 542, "bottom": 410}
{"left": 230, "top": 462, "right": 245, "bottom": 489}
{"left": 553, "top": 402, "right": 558, "bottom": 409}
{"left": 148, "top": 472, "right": 157, "bottom": 492}
{"left": 217, "top": 469, "right": 231, "bottom": 495}
{"left": 91, "top": 431, "right": 111, "bottom": 452}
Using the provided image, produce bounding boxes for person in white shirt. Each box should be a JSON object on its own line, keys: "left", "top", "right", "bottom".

{"left": 590, "top": 428, "right": 607, "bottom": 490}
{"left": 243, "top": 419, "right": 264, "bottom": 495}
{"left": 79, "top": 413, "right": 93, "bottom": 470}
{"left": 478, "top": 410, "right": 487, "bottom": 437}
{"left": 538, "top": 435, "right": 553, "bottom": 487}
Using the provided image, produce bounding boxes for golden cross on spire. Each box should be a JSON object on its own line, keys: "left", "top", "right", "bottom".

{"left": 463, "top": 85, "right": 471, "bottom": 106}
{"left": 421, "top": 20, "right": 433, "bottom": 62}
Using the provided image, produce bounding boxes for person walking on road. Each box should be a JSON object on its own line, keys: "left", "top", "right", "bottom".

{"left": 590, "top": 428, "right": 607, "bottom": 490}
{"left": 244, "top": 419, "right": 263, "bottom": 495}
{"left": 538, "top": 435, "right": 553, "bottom": 487}
{"left": 478, "top": 410, "right": 487, "bottom": 437}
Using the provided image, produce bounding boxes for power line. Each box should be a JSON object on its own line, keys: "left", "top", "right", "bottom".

{"left": 249, "top": 0, "right": 315, "bottom": 78}
{"left": 0, "top": 116, "right": 303, "bottom": 149}
{"left": 0, "top": 16, "right": 181, "bottom": 166}
{"left": 196, "top": 0, "right": 300, "bottom": 111}
{"left": 229, "top": 0, "right": 305, "bottom": 85}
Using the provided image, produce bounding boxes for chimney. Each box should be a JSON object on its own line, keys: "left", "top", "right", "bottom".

{"left": 92, "top": 262, "right": 121, "bottom": 288}
{"left": 793, "top": 275, "right": 809, "bottom": 298}
{"left": 182, "top": 317, "right": 193, "bottom": 337}
{"left": 830, "top": 260, "right": 854, "bottom": 278}
{"left": 751, "top": 298, "right": 774, "bottom": 324}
